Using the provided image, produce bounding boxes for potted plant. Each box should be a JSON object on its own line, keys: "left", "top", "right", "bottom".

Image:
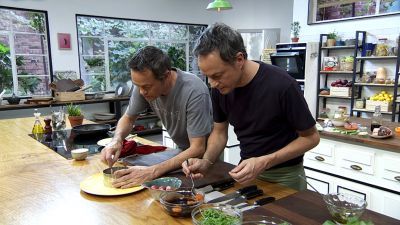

{"left": 67, "top": 103, "right": 84, "bottom": 127}
{"left": 343, "top": 56, "right": 354, "bottom": 71}
{"left": 291, "top": 21, "right": 301, "bottom": 43}
{"left": 326, "top": 31, "right": 338, "bottom": 47}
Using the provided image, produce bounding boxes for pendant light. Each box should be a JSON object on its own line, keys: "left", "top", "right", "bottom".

{"left": 206, "top": 0, "right": 232, "bottom": 12}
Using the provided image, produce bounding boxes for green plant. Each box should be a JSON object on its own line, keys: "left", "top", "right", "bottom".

{"left": 0, "top": 43, "right": 24, "bottom": 94}
{"left": 344, "top": 56, "right": 354, "bottom": 63}
{"left": 19, "top": 76, "right": 41, "bottom": 95}
{"left": 66, "top": 104, "right": 83, "bottom": 117}
{"left": 167, "top": 46, "right": 186, "bottom": 70}
{"left": 291, "top": 21, "right": 301, "bottom": 38}
{"left": 327, "top": 31, "right": 338, "bottom": 40}
{"left": 84, "top": 57, "right": 104, "bottom": 67}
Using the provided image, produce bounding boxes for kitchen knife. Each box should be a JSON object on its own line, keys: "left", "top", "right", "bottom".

{"left": 225, "top": 189, "right": 264, "bottom": 205}
{"left": 207, "top": 185, "right": 258, "bottom": 203}
{"left": 237, "top": 196, "right": 276, "bottom": 211}
{"left": 196, "top": 179, "right": 235, "bottom": 194}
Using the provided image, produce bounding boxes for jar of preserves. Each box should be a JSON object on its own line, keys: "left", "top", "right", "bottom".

{"left": 376, "top": 38, "right": 389, "bottom": 56}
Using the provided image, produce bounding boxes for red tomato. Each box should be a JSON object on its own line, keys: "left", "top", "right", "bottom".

{"left": 158, "top": 186, "right": 166, "bottom": 190}
{"left": 150, "top": 185, "right": 158, "bottom": 190}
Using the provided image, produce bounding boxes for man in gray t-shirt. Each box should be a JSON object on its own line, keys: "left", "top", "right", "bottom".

{"left": 101, "top": 46, "right": 213, "bottom": 188}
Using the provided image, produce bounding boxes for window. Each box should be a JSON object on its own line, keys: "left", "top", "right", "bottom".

{"left": 0, "top": 7, "right": 52, "bottom": 97}
{"left": 76, "top": 15, "right": 207, "bottom": 92}
{"left": 308, "top": 0, "right": 400, "bottom": 24}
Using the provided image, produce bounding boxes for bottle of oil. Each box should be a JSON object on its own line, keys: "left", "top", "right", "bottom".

{"left": 32, "top": 109, "right": 44, "bottom": 138}
{"left": 370, "top": 106, "right": 382, "bottom": 132}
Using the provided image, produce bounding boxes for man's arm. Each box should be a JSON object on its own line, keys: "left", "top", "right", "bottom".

{"left": 100, "top": 114, "right": 138, "bottom": 166}
{"left": 182, "top": 121, "right": 229, "bottom": 179}
{"left": 229, "top": 126, "right": 320, "bottom": 183}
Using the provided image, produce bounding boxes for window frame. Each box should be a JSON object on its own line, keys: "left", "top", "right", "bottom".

{"left": 0, "top": 6, "right": 53, "bottom": 97}
{"left": 308, "top": 0, "right": 400, "bottom": 24}
{"left": 75, "top": 14, "right": 207, "bottom": 92}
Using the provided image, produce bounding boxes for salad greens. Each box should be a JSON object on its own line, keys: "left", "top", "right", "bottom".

{"left": 199, "top": 208, "right": 240, "bottom": 225}
{"left": 323, "top": 218, "right": 374, "bottom": 225}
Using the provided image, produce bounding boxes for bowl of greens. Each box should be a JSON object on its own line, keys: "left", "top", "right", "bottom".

{"left": 191, "top": 203, "right": 242, "bottom": 225}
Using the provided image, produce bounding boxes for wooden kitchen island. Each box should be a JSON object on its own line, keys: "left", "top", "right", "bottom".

{"left": 1, "top": 117, "right": 398, "bottom": 225}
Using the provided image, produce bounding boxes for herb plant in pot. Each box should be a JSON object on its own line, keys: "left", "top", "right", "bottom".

{"left": 291, "top": 21, "right": 301, "bottom": 43}
{"left": 67, "top": 103, "right": 84, "bottom": 127}
{"left": 327, "top": 31, "right": 338, "bottom": 47}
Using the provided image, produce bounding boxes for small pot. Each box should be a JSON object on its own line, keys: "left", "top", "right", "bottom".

{"left": 68, "top": 115, "right": 84, "bottom": 127}
{"left": 6, "top": 93, "right": 21, "bottom": 105}
{"left": 291, "top": 37, "right": 299, "bottom": 43}
{"left": 326, "top": 39, "right": 336, "bottom": 47}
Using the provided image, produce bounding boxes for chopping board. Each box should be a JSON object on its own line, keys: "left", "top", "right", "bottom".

{"left": 246, "top": 190, "right": 400, "bottom": 225}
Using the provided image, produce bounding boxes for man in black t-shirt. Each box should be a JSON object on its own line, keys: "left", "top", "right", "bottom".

{"left": 182, "top": 23, "right": 320, "bottom": 190}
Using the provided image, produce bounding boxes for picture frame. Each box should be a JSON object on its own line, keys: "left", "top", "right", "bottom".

{"left": 57, "top": 33, "right": 71, "bottom": 50}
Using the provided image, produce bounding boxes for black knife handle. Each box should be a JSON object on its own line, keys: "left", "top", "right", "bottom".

{"left": 254, "top": 196, "right": 275, "bottom": 206}
{"left": 214, "top": 181, "right": 235, "bottom": 191}
{"left": 237, "top": 185, "right": 257, "bottom": 194}
{"left": 243, "top": 189, "right": 263, "bottom": 199}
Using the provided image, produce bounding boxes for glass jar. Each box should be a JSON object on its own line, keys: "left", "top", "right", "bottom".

{"left": 376, "top": 38, "right": 389, "bottom": 56}
{"left": 355, "top": 98, "right": 365, "bottom": 109}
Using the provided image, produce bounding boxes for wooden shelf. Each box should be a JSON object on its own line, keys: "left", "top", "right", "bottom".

{"left": 321, "top": 45, "right": 357, "bottom": 50}
{"left": 320, "top": 71, "right": 358, "bottom": 74}
{"left": 354, "top": 83, "right": 395, "bottom": 87}
{"left": 318, "top": 95, "right": 351, "bottom": 99}
{"left": 357, "top": 56, "right": 398, "bottom": 60}
{"left": 353, "top": 108, "right": 393, "bottom": 115}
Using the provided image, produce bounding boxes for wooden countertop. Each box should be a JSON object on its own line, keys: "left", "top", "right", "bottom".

{"left": 0, "top": 117, "right": 296, "bottom": 225}
{"left": 319, "top": 117, "right": 400, "bottom": 154}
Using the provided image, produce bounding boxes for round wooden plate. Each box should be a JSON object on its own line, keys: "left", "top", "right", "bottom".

{"left": 80, "top": 173, "right": 144, "bottom": 196}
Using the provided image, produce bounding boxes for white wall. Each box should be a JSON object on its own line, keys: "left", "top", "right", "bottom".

{"left": 216, "top": 0, "right": 294, "bottom": 43}
{"left": 293, "top": 0, "right": 400, "bottom": 117}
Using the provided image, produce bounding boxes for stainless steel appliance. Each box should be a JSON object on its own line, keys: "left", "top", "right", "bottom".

{"left": 270, "top": 43, "right": 306, "bottom": 92}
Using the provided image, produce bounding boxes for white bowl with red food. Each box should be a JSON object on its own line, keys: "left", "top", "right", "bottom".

{"left": 343, "top": 121, "right": 358, "bottom": 130}
{"left": 142, "top": 177, "right": 182, "bottom": 201}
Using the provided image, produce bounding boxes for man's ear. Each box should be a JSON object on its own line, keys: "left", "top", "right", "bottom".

{"left": 235, "top": 52, "right": 245, "bottom": 68}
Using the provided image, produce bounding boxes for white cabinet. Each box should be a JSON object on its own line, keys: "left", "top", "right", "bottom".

{"left": 304, "top": 138, "right": 400, "bottom": 220}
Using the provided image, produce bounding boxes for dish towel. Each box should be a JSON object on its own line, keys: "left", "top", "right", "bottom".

{"left": 119, "top": 140, "right": 167, "bottom": 157}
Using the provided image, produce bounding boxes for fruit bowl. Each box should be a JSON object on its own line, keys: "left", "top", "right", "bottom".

{"left": 323, "top": 193, "right": 367, "bottom": 224}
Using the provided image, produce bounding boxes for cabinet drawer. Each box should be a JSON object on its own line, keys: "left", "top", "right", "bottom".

{"left": 310, "top": 142, "right": 334, "bottom": 156}
{"left": 306, "top": 152, "right": 335, "bottom": 165}
{"left": 306, "top": 176, "right": 330, "bottom": 195}
{"left": 340, "top": 160, "right": 374, "bottom": 175}
{"left": 382, "top": 157, "right": 400, "bottom": 183}
{"left": 341, "top": 149, "right": 375, "bottom": 166}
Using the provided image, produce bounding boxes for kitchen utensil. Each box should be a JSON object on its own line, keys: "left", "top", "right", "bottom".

{"left": 236, "top": 196, "right": 276, "bottom": 211}
{"left": 191, "top": 204, "right": 242, "bottom": 225}
{"left": 207, "top": 185, "right": 258, "bottom": 203}
{"left": 186, "top": 159, "right": 195, "bottom": 194}
{"left": 142, "top": 177, "right": 182, "bottom": 200}
{"left": 242, "top": 215, "right": 291, "bottom": 225}
{"left": 80, "top": 172, "right": 144, "bottom": 196}
{"left": 72, "top": 124, "right": 114, "bottom": 135}
{"left": 103, "top": 166, "right": 128, "bottom": 187}
{"left": 225, "top": 189, "right": 264, "bottom": 205}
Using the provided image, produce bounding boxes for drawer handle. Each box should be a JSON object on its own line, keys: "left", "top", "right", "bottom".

{"left": 315, "top": 156, "right": 325, "bottom": 161}
{"left": 350, "top": 165, "right": 362, "bottom": 171}
{"left": 395, "top": 176, "right": 400, "bottom": 182}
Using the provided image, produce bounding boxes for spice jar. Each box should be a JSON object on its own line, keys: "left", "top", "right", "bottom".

{"left": 376, "top": 38, "right": 389, "bottom": 56}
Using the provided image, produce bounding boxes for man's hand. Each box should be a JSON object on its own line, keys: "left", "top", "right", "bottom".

{"left": 229, "top": 157, "right": 268, "bottom": 184}
{"left": 112, "top": 166, "right": 154, "bottom": 188}
{"left": 100, "top": 140, "right": 123, "bottom": 167}
{"left": 182, "top": 158, "right": 212, "bottom": 179}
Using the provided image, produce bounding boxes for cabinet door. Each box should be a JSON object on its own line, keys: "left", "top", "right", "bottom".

{"left": 381, "top": 191, "right": 400, "bottom": 220}
{"left": 305, "top": 169, "right": 333, "bottom": 194}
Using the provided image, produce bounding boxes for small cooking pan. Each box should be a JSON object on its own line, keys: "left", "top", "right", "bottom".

{"left": 72, "top": 124, "right": 114, "bottom": 135}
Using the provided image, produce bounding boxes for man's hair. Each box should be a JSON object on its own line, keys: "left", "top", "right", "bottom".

{"left": 128, "top": 46, "right": 172, "bottom": 80}
{"left": 193, "top": 23, "right": 247, "bottom": 64}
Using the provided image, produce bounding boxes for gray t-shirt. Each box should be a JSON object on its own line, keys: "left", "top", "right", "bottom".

{"left": 126, "top": 69, "right": 213, "bottom": 149}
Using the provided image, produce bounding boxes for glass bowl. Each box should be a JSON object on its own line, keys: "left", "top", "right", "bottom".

{"left": 191, "top": 203, "right": 242, "bottom": 225}
{"left": 323, "top": 193, "right": 367, "bottom": 224}
{"left": 159, "top": 187, "right": 204, "bottom": 217}
{"left": 242, "top": 215, "right": 291, "bottom": 225}
{"left": 142, "top": 177, "right": 182, "bottom": 200}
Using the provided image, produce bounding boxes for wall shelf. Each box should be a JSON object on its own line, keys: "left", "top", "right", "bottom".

{"left": 357, "top": 56, "right": 398, "bottom": 60}
{"left": 354, "top": 83, "right": 395, "bottom": 87}
{"left": 318, "top": 95, "right": 352, "bottom": 99}
{"left": 319, "top": 71, "right": 358, "bottom": 74}
{"left": 352, "top": 108, "right": 393, "bottom": 115}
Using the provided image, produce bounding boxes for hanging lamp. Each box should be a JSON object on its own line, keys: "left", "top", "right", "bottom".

{"left": 206, "top": 0, "right": 232, "bottom": 12}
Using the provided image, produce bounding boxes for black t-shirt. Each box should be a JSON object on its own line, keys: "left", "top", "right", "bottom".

{"left": 212, "top": 61, "right": 316, "bottom": 168}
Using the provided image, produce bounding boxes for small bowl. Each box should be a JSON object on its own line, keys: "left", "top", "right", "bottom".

{"left": 331, "top": 119, "right": 346, "bottom": 127}
{"left": 71, "top": 148, "right": 89, "bottom": 160}
{"left": 323, "top": 193, "right": 367, "bottom": 224}
{"left": 160, "top": 187, "right": 204, "bottom": 217}
{"left": 142, "top": 177, "right": 182, "bottom": 200}
{"left": 192, "top": 203, "right": 242, "bottom": 225}
{"left": 242, "top": 215, "right": 291, "bottom": 224}
{"left": 103, "top": 167, "right": 128, "bottom": 187}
